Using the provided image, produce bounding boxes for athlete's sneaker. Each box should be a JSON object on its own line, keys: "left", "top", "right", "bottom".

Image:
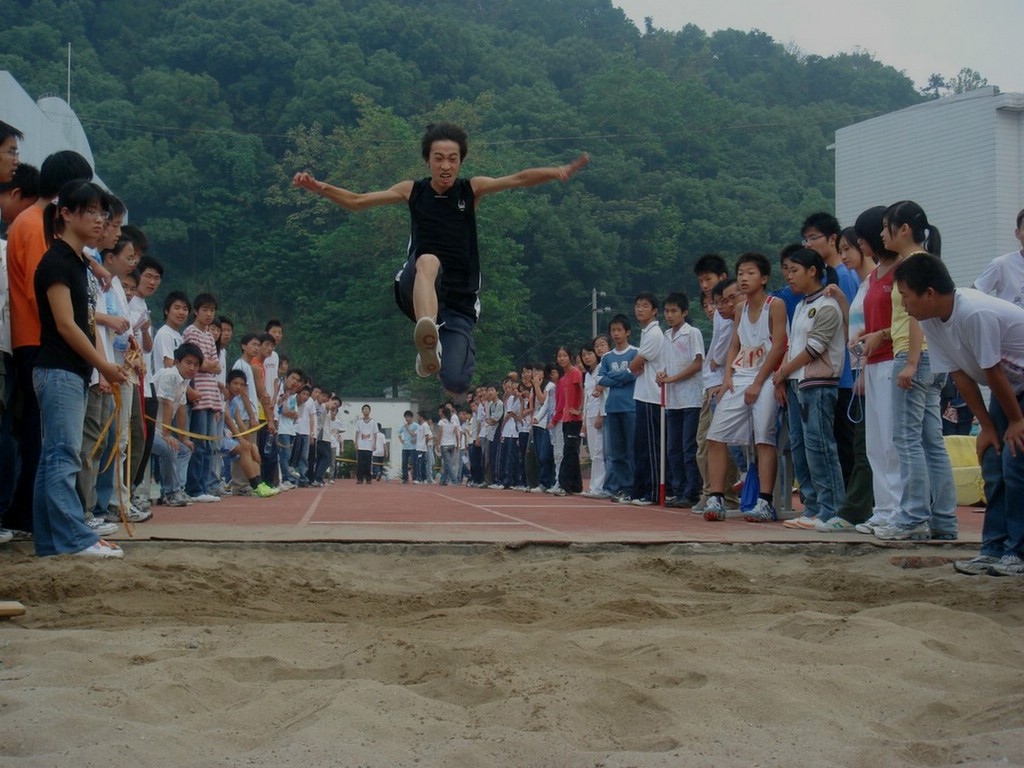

{"left": 72, "top": 539, "right": 123, "bottom": 559}
{"left": 279, "top": 481, "right": 296, "bottom": 491}
{"left": 126, "top": 504, "right": 153, "bottom": 523}
{"left": 953, "top": 555, "right": 1000, "bottom": 575}
{"left": 854, "top": 514, "right": 889, "bottom": 535}
{"left": 529, "top": 486, "right": 546, "bottom": 493}
{"left": 545, "top": 485, "right": 563, "bottom": 495}
{"left": 930, "top": 529, "right": 959, "bottom": 541}
{"left": 813, "top": 516, "right": 855, "bottom": 532}
{"left": 550, "top": 487, "right": 567, "bottom": 496}
{"left": 131, "top": 493, "right": 152, "bottom": 510}
{"left": 703, "top": 496, "right": 727, "bottom": 521}
{"left": 617, "top": 495, "right": 635, "bottom": 505}
{"left": 782, "top": 515, "right": 817, "bottom": 530}
{"left": 988, "top": 554, "right": 1024, "bottom": 577}
{"left": 744, "top": 498, "right": 777, "bottom": 523}
{"left": 414, "top": 317, "right": 442, "bottom": 377}
{"left": 163, "top": 491, "right": 192, "bottom": 507}
{"left": 188, "top": 493, "right": 221, "bottom": 503}
{"left": 85, "top": 517, "right": 119, "bottom": 536}
{"left": 254, "top": 482, "right": 280, "bottom": 498}
{"left": 0, "top": 528, "right": 13, "bottom": 544}
{"left": 874, "top": 522, "right": 931, "bottom": 541}
{"left": 631, "top": 497, "right": 654, "bottom": 506}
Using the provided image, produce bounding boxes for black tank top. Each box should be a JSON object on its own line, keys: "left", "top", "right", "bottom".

{"left": 407, "top": 178, "right": 480, "bottom": 320}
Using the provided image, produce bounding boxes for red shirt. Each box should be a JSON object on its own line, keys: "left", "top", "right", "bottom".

{"left": 863, "top": 266, "right": 895, "bottom": 364}
{"left": 554, "top": 366, "right": 583, "bottom": 423}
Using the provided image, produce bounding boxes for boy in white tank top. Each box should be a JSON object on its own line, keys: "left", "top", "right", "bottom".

{"left": 704, "top": 253, "right": 788, "bottom": 522}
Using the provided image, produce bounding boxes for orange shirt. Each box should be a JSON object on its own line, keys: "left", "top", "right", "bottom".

{"left": 7, "top": 205, "right": 47, "bottom": 349}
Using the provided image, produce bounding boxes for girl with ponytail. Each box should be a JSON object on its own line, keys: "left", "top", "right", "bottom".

{"left": 873, "top": 201, "right": 957, "bottom": 541}
{"left": 33, "top": 180, "right": 128, "bottom": 558}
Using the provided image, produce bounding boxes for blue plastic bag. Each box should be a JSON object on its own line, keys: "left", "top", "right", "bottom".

{"left": 739, "top": 407, "right": 760, "bottom": 512}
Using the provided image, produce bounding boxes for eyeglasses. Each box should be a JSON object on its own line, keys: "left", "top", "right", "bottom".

{"left": 801, "top": 234, "right": 825, "bottom": 245}
{"left": 714, "top": 294, "right": 738, "bottom": 307}
{"left": 3, "top": 148, "right": 18, "bottom": 158}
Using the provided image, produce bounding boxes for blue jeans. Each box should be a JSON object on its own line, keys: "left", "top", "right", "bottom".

{"left": 277, "top": 433, "right": 295, "bottom": 482}
{"left": 603, "top": 410, "right": 635, "bottom": 496}
{"left": 401, "top": 448, "right": 416, "bottom": 482}
{"left": 500, "top": 436, "right": 519, "bottom": 487}
{"left": 786, "top": 380, "right": 811, "bottom": 512}
{"left": 666, "top": 407, "right": 700, "bottom": 500}
{"left": 291, "top": 434, "right": 310, "bottom": 483}
{"left": 891, "top": 351, "right": 958, "bottom": 533}
{"left": 980, "top": 391, "right": 1024, "bottom": 558}
{"left": 532, "top": 426, "right": 555, "bottom": 489}
{"left": 186, "top": 408, "right": 217, "bottom": 495}
{"left": 152, "top": 432, "right": 193, "bottom": 497}
{"left": 797, "top": 385, "right": 846, "bottom": 519}
{"left": 440, "top": 444, "right": 459, "bottom": 485}
{"left": 415, "top": 450, "right": 428, "bottom": 482}
{"left": 31, "top": 368, "right": 97, "bottom": 556}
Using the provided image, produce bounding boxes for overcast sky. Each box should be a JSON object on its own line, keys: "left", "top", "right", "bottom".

{"left": 614, "top": 0, "right": 1022, "bottom": 94}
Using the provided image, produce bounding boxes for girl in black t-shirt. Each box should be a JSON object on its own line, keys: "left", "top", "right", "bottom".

{"left": 32, "top": 180, "right": 127, "bottom": 559}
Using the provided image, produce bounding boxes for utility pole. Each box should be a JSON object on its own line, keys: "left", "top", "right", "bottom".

{"left": 591, "top": 288, "right": 610, "bottom": 339}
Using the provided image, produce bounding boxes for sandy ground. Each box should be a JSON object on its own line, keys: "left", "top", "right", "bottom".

{"left": 1, "top": 541, "right": 1022, "bottom": 768}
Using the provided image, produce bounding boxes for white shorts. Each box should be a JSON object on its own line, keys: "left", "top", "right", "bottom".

{"left": 706, "top": 377, "right": 778, "bottom": 446}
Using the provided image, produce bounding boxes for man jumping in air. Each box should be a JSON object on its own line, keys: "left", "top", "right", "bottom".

{"left": 293, "top": 123, "right": 588, "bottom": 395}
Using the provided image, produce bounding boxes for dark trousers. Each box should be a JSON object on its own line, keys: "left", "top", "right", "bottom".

{"left": 837, "top": 396, "right": 874, "bottom": 524}
{"left": 632, "top": 400, "right": 662, "bottom": 502}
{"left": 401, "top": 448, "right": 416, "bottom": 482}
{"left": 314, "top": 440, "right": 332, "bottom": 481}
{"left": 666, "top": 407, "right": 700, "bottom": 500}
{"left": 356, "top": 449, "right": 373, "bottom": 482}
{"left": 558, "top": 421, "right": 583, "bottom": 493}
{"left": 834, "top": 387, "right": 855, "bottom": 487}
{"left": 533, "top": 426, "right": 555, "bottom": 489}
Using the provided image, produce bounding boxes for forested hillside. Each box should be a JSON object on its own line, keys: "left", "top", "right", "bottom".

{"left": 0, "top": 0, "right": 924, "bottom": 395}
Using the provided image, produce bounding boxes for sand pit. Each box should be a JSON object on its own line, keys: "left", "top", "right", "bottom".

{"left": 1, "top": 542, "right": 1022, "bottom": 767}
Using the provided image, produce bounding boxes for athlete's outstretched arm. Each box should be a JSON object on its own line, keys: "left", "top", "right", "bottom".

{"left": 471, "top": 153, "right": 589, "bottom": 199}
{"left": 292, "top": 172, "right": 412, "bottom": 211}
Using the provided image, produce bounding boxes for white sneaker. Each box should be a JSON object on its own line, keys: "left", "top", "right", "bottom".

{"left": 854, "top": 513, "right": 889, "bottom": 534}
{"left": 86, "top": 517, "right": 119, "bottom": 536}
{"left": 73, "top": 539, "right": 124, "bottom": 559}
{"left": 703, "top": 496, "right": 726, "bottom": 521}
{"left": 126, "top": 504, "right": 153, "bottom": 523}
{"left": 414, "top": 317, "right": 442, "bottom": 376}
{"left": 0, "top": 528, "right": 13, "bottom": 544}
{"left": 782, "top": 515, "right": 817, "bottom": 530}
{"left": 189, "top": 493, "right": 221, "bottom": 503}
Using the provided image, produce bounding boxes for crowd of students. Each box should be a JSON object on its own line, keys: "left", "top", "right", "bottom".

{"left": 394, "top": 206, "right": 1024, "bottom": 579}
{"left": 4, "top": 118, "right": 1024, "bottom": 576}
{"left": 0, "top": 121, "right": 346, "bottom": 559}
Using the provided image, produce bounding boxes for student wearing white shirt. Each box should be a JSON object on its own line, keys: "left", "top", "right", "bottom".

{"left": 658, "top": 292, "right": 704, "bottom": 507}
{"left": 128, "top": 254, "right": 163, "bottom": 495}
{"left": 625, "top": 292, "right": 665, "bottom": 506}
{"left": 896, "top": 254, "right": 1024, "bottom": 576}
{"left": 438, "top": 404, "right": 461, "bottom": 486}
{"left": 973, "top": 209, "right": 1024, "bottom": 306}
{"left": 530, "top": 365, "right": 557, "bottom": 492}
{"left": 581, "top": 340, "right": 609, "bottom": 498}
{"left": 414, "top": 411, "right": 430, "bottom": 483}
{"left": 151, "top": 344, "right": 201, "bottom": 506}
{"left": 398, "top": 410, "right": 418, "bottom": 483}
{"left": 290, "top": 386, "right": 314, "bottom": 485}
{"left": 355, "top": 404, "right": 379, "bottom": 484}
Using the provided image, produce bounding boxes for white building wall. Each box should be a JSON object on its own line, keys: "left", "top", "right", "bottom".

{"left": 836, "top": 87, "right": 1024, "bottom": 288}
{"left": 0, "top": 71, "right": 107, "bottom": 188}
